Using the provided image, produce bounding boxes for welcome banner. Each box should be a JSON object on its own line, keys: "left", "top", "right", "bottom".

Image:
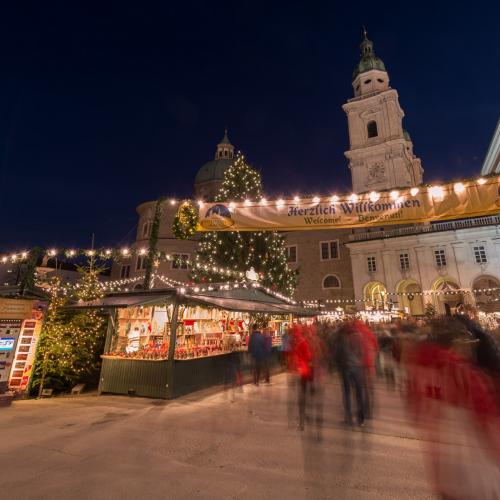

{"left": 198, "top": 176, "right": 500, "bottom": 231}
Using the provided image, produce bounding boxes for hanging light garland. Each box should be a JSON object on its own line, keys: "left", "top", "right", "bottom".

{"left": 301, "top": 286, "right": 500, "bottom": 307}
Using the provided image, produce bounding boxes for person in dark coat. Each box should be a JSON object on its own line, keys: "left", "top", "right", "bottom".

{"left": 335, "top": 322, "right": 366, "bottom": 426}
{"left": 262, "top": 324, "right": 273, "bottom": 383}
{"left": 248, "top": 323, "right": 264, "bottom": 385}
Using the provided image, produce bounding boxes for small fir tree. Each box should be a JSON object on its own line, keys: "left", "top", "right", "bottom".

{"left": 31, "top": 261, "right": 107, "bottom": 394}
{"left": 67, "top": 262, "right": 107, "bottom": 382}
{"left": 191, "top": 153, "right": 296, "bottom": 296}
{"left": 31, "top": 277, "right": 71, "bottom": 394}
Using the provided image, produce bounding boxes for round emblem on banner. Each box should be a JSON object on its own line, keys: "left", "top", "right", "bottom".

{"left": 200, "top": 204, "right": 235, "bottom": 230}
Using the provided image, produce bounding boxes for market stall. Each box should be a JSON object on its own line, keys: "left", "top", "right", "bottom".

{"left": 71, "top": 285, "right": 313, "bottom": 399}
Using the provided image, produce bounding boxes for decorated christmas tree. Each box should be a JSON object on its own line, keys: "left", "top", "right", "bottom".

{"left": 31, "top": 260, "right": 107, "bottom": 394}
{"left": 66, "top": 262, "right": 107, "bottom": 382}
{"left": 30, "top": 277, "right": 70, "bottom": 394}
{"left": 191, "top": 153, "right": 296, "bottom": 296}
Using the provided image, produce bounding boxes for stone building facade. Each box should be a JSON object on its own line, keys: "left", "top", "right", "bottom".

{"left": 109, "top": 201, "right": 197, "bottom": 286}
{"left": 346, "top": 216, "right": 500, "bottom": 314}
{"left": 110, "top": 32, "right": 425, "bottom": 305}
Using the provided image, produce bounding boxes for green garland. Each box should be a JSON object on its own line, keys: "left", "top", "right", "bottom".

{"left": 143, "top": 197, "right": 165, "bottom": 289}
{"left": 173, "top": 201, "right": 199, "bottom": 240}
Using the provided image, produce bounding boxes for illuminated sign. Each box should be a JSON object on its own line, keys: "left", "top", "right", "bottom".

{"left": 0, "top": 338, "right": 15, "bottom": 351}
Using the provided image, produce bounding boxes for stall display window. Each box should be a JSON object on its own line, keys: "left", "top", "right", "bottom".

{"left": 104, "top": 303, "right": 287, "bottom": 361}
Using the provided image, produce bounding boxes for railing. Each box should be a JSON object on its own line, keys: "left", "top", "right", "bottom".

{"left": 348, "top": 215, "right": 500, "bottom": 242}
{"left": 347, "top": 87, "right": 392, "bottom": 103}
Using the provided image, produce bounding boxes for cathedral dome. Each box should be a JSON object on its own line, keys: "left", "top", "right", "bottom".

{"left": 352, "top": 30, "right": 386, "bottom": 81}
{"left": 193, "top": 129, "right": 235, "bottom": 197}
{"left": 194, "top": 157, "right": 234, "bottom": 184}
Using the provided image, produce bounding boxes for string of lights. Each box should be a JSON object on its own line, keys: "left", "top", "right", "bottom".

{"left": 0, "top": 246, "right": 247, "bottom": 281}
{"left": 301, "top": 286, "right": 500, "bottom": 307}
{"left": 195, "top": 174, "right": 497, "bottom": 208}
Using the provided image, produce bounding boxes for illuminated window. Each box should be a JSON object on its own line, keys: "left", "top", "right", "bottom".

{"left": 120, "top": 265, "right": 130, "bottom": 278}
{"left": 367, "top": 256, "right": 377, "bottom": 273}
{"left": 323, "top": 275, "right": 341, "bottom": 289}
{"left": 434, "top": 249, "right": 447, "bottom": 267}
{"left": 473, "top": 245, "right": 487, "bottom": 264}
{"left": 286, "top": 245, "right": 297, "bottom": 263}
{"left": 172, "top": 254, "right": 189, "bottom": 270}
{"left": 320, "top": 240, "right": 339, "bottom": 260}
{"left": 399, "top": 253, "right": 410, "bottom": 271}
{"left": 367, "top": 121, "right": 378, "bottom": 138}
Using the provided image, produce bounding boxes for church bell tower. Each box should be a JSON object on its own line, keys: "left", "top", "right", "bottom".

{"left": 342, "top": 30, "right": 423, "bottom": 193}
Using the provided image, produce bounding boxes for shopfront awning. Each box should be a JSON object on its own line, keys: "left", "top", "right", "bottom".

{"left": 181, "top": 293, "right": 313, "bottom": 316}
{"left": 67, "top": 290, "right": 176, "bottom": 309}
{"left": 68, "top": 286, "right": 314, "bottom": 316}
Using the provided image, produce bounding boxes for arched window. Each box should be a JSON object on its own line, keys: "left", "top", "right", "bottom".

{"left": 367, "top": 121, "right": 378, "bottom": 138}
{"left": 323, "top": 274, "right": 341, "bottom": 289}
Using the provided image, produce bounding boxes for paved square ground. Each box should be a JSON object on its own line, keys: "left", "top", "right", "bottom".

{"left": 0, "top": 374, "right": 436, "bottom": 499}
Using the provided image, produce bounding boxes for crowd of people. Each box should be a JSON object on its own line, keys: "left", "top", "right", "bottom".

{"left": 280, "top": 314, "right": 500, "bottom": 498}
{"left": 225, "top": 314, "right": 500, "bottom": 496}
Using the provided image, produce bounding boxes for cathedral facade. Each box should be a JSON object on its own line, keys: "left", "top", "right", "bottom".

{"left": 110, "top": 32, "right": 423, "bottom": 305}
{"left": 109, "top": 33, "right": 500, "bottom": 314}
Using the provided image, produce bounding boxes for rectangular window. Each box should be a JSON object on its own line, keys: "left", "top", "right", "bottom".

{"left": 136, "top": 255, "right": 147, "bottom": 271}
{"left": 320, "top": 240, "right": 339, "bottom": 260}
{"left": 473, "top": 245, "right": 487, "bottom": 264}
{"left": 172, "top": 253, "right": 189, "bottom": 270}
{"left": 142, "top": 221, "right": 152, "bottom": 238}
{"left": 120, "top": 265, "right": 130, "bottom": 278}
{"left": 286, "top": 245, "right": 297, "bottom": 263}
{"left": 399, "top": 253, "right": 410, "bottom": 271}
{"left": 434, "top": 249, "right": 447, "bottom": 267}
{"left": 367, "top": 256, "right": 377, "bottom": 273}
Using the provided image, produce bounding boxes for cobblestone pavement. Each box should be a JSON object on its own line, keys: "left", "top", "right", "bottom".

{"left": 0, "top": 374, "right": 436, "bottom": 499}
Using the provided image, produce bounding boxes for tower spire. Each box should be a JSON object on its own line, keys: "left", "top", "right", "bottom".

{"left": 352, "top": 29, "right": 386, "bottom": 81}
{"left": 215, "top": 128, "right": 234, "bottom": 159}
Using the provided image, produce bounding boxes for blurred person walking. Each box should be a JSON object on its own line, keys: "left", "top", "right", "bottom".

{"left": 353, "top": 320, "right": 378, "bottom": 419}
{"left": 248, "top": 323, "right": 264, "bottom": 386}
{"left": 262, "top": 324, "right": 273, "bottom": 384}
{"left": 335, "top": 322, "right": 366, "bottom": 426}
{"left": 406, "top": 318, "right": 500, "bottom": 499}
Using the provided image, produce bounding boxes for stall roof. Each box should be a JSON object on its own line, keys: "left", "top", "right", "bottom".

{"left": 68, "top": 286, "right": 314, "bottom": 316}
{"left": 67, "top": 290, "right": 176, "bottom": 309}
{"left": 181, "top": 293, "right": 312, "bottom": 315}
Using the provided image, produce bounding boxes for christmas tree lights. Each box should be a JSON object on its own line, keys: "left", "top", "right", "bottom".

{"left": 190, "top": 153, "right": 296, "bottom": 296}
{"left": 31, "top": 261, "right": 107, "bottom": 394}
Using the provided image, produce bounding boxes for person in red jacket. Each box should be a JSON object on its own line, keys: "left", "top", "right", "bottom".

{"left": 406, "top": 318, "right": 500, "bottom": 499}
{"left": 291, "top": 325, "right": 313, "bottom": 430}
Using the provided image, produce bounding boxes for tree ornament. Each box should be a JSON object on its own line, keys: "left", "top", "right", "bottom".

{"left": 173, "top": 200, "right": 199, "bottom": 240}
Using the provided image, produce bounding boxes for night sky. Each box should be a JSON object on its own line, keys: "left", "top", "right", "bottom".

{"left": 0, "top": 2, "right": 498, "bottom": 250}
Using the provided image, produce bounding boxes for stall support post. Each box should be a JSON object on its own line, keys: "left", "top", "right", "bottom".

{"left": 103, "top": 310, "right": 117, "bottom": 353}
{"left": 98, "top": 310, "right": 117, "bottom": 395}
{"left": 166, "top": 299, "right": 180, "bottom": 399}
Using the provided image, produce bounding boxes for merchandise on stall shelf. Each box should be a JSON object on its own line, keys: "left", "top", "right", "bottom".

{"left": 105, "top": 304, "right": 293, "bottom": 361}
